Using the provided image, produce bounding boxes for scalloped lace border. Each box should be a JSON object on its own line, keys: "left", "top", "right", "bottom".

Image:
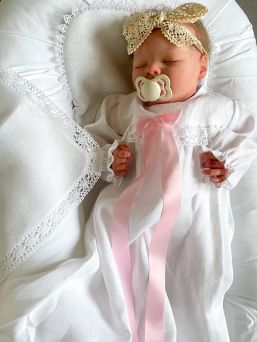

{"left": 55, "top": 0, "right": 139, "bottom": 98}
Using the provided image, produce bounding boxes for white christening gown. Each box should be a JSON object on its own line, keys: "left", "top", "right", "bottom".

{"left": 84, "top": 86, "right": 257, "bottom": 342}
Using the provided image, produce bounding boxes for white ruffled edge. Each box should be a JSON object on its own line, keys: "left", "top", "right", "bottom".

{"left": 0, "top": 65, "right": 102, "bottom": 285}
{"left": 55, "top": 0, "right": 138, "bottom": 100}
{"left": 102, "top": 141, "right": 123, "bottom": 186}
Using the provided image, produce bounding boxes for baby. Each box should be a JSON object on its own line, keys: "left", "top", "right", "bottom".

{"left": 112, "top": 5, "right": 228, "bottom": 185}
{"left": 85, "top": 3, "right": 257, "bottom": 342}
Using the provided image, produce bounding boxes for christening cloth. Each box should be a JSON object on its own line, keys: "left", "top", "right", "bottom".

{"left": 85, "top": 86, "right": 257, "bottom": 341}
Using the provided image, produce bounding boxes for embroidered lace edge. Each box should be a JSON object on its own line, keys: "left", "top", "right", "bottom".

{"left": 55, "top": 1, "right": 139, "bottom": 102}
{"left": 0, "top": 65, "right": 101, "bottom": 285}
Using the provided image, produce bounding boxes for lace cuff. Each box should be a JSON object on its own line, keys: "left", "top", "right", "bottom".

{"left": 101, "top": 141, "right": 123, "bottom": 186}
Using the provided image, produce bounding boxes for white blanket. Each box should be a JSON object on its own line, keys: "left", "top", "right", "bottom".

{"left": 1, "top": 0, "right": 257, "bottom": 340}
{"left": 0, "top": 66, "right": 101, "bottom": 285}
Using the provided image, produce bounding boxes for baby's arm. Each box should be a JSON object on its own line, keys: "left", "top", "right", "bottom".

{"left": 112, "top": 144, "right": 133, "bottom": 177}
{"left": 85, "top": 94, "right": 131, "bottom": 183}
{"left": 200, "top": 151, "right": 228, "bottom": 184}
{"left": 201, "top": 100, "right": 257, "bottom": 189}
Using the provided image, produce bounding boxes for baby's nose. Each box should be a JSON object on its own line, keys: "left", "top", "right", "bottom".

{"left": 146, "top": 63, "right": 162, "bottom": 79}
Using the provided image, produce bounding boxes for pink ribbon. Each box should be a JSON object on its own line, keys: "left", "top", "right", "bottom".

{"left": 112, "top": 111, "right": 181, "bottom": 342}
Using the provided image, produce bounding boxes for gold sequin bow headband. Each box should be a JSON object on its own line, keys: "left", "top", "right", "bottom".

{"left": 123, "top": 2, "right": 208, "bottom": 55}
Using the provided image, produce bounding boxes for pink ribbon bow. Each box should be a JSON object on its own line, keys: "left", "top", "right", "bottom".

{"left": 112, "top": 111, "right": 182, "bottom": 342}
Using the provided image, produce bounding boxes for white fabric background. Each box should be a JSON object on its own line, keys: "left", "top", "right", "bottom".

{"left": 0, "top": 0, "right": 89, "bottom": 285}
{"left": 0, "top": 66, "right": 101, "bottom": 285}
{"left": 0, "top": 0, "right": 82, "bottom": 118}
{"left": 0, "top": 0, "right": 256, "bottom": 341}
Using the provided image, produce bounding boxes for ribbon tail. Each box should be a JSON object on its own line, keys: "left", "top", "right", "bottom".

{"left": 112, "top": 125, "right": 158, "bottom": 342}
{"left": 145, "top": 125, "right": 181, "bottom": 342}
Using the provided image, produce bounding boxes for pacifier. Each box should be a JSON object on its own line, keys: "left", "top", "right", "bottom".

{"left": 135, "top": 74, "right": 172, "bottom": 102}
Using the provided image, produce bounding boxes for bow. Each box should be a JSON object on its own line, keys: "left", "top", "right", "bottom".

{"left": 123, "top": 2, "right": 208, "bottom": 55}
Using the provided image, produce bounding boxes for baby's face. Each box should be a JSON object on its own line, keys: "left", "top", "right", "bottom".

{"left": 132, "top": 29, "right": 208, "bottom": 104}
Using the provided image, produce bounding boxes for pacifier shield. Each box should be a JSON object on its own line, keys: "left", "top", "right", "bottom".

{"left": 135, "top": 74, "right": 172, "bottom": 102}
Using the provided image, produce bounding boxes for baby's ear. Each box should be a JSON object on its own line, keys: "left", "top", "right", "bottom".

{"left": 198, "top": 54, "right": 208, "bottom": 80}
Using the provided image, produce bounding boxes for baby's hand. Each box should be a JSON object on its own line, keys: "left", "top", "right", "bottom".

{"left": 112, "top": 144, "right": 133, "bottom": 177}
{"left": 200, "top": 151, "right": 228, "bottom": 184}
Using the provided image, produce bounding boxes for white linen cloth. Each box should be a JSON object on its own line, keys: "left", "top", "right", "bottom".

{"left": 0, "top": 0, "right": 83, "bottom": 117}
{"left": 0, "top": 66, "right": 101, "bottom": 285}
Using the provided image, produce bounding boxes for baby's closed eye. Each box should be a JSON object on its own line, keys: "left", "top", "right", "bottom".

{"left": 163, "top": 59, "right": 182, "bottom": 64}
{"left": 135, "top": 63, "right": 148, "bottom": 69}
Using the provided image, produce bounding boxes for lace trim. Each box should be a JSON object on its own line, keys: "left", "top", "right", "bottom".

{"left": 55, "top": 6, "right": 81, "bottom": 98}
{"left": 0, "top": 66, "right": 102, "bottom": 285}
{"left": 172, "top": 125, "right": 209, "bottom": 146}
{"left": 107, "top": 141, "right": 123, "bottom": 185}
{"left": 123, "top": 5, "right": 208, "bottom": 55}
{"left": 100, "top": 141, "right": 123, "bottom": 185}
{"left": 0, "top": 66, "right": 100, "bottom": 163}
{"left": 123, "top": 122, "right": 223, "bottom": 146}
{"left": 104, "top": 141, "right": 118, "bottom": 172}
{"left": 55, "top": 1, "right": 138, "bottom": 98}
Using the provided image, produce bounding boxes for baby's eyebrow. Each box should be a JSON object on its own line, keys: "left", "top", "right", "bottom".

{"left": 134, "top": 61, "right": 147, "bottom": 66}
{"left": 164, "top": 50, "right": 181, "bottom": 56}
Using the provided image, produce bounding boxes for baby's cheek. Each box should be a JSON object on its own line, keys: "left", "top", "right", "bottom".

{"left": 132, "top": 70, "right": 141, "bottom": 85}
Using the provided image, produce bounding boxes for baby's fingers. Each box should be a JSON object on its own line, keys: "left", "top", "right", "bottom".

{"left": 202, "top": 168, "right": 227, "bottom": 177}
{"left": 202, "top": 167, "right": 229, "bottom": 184}
{"left": 115, "top": 157, "right": 130, "bottom": 165}
{"left": 113, "top": 162, "right": 129, "bottom": 176}
{"left": 200, "top": 151, "right": 217, "bottom": 168}
{"left": 209, "top": 175, "right": 227, "bottom": 184}
{"left": 112, "top": 144, "right": 133, "bottom": 176}
{"left": 112, "top": 149, "right": 131, "bottom": 162}
{"left": 200, "top": 151, "right": 228, "bottom": 185}
{"left": 201, "top": 160, "right": 225, "bottom": 169}
{"left": 117, "top": 150, "right": 132, "bottom": 159}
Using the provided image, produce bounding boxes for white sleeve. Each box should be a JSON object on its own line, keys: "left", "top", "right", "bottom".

{"left": 84, "top": 94, "right": 129, "bottom": 184}
{"left": 207, "top": 100, "right": 257, "bottom": 189}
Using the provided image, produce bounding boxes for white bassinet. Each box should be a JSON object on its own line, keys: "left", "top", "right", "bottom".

{"left": 0, "top": 0, "right": 257, "bottom": 341}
